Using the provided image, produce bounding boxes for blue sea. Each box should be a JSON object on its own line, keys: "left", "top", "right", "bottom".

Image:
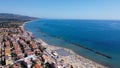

{"left": 25, "top": 19, "right": 120, "bottom": 68}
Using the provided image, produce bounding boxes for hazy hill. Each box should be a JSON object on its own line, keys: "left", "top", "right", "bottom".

{"left": 0, "top": 13, "right": 38, "bottom": 22}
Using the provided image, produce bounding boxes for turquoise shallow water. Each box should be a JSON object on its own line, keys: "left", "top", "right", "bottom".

{"left": 25, "top": 19, "right": 120, "bottom": 68}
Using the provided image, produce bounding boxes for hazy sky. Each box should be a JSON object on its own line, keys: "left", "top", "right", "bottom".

{"left": 0, "top": 0, "right": 120, "bottom": 20}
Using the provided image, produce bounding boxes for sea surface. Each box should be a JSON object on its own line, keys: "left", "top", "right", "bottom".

{"left": 24, "top": 19, "right": 120, "bottom": 68}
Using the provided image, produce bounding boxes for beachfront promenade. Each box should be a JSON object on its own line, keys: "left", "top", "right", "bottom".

{"left": 0, "top": 22, "right": 107, "bottom": 68}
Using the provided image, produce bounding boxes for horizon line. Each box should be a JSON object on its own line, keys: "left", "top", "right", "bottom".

{"left": 0, "top": 12, "right": 120, "bottom": 21}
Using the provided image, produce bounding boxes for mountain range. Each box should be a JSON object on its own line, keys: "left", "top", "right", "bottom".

{"left": 0, "top": 13, "right": 38, "bottom": 22}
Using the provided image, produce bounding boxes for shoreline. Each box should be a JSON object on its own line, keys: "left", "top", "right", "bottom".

{"left": 23, "top": 20, "right": 107, "bottom": 68}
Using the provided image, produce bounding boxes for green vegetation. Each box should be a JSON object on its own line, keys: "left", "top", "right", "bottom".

{"left": 0, "top": 13, "right": 38, "bottom": 28}
{"left": 0, "top": 13, "right": 38, "bottom": 22}
{"left": 0, "top": 22, "right": 22, "bottom": 28}
{"left": 11, "top": 52, "right": 17, "bottom": 57}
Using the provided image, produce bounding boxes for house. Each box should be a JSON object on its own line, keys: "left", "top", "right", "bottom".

{"left": 5, "top": 48, "right": 11, "bottom": 56}
{"left": 5, "top": 41, "right": 10, "bottom": 47}
{"left": 24, "top": 46, "right": 31, "bottom": 53}
{"left": 35, "top": 63, "right": 43, "bottom": 68}
{"left": 42, "top": 54, "right": 50, "bottom": 63}
{"left": 27, "top": 51, "right": 34, "bottom": 56}
{"left": 4, "top": 65, "right": 9, "bottom": 68}
{"left": 12, "top": 63, "right": 20, "bottom": 68}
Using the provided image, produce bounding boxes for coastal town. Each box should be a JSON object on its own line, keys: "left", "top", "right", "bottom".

{"left": 0, "top": 14, "right": 107, "bottom": 68}
{"left": 0, "top": 22, "right": 74, "bottom": 68}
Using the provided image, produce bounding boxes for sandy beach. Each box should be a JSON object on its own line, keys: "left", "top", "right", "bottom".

{"left": 36, "top": 39, "right": 107, "bottom": 68}
{"left": 23, "top": 21, "right": 107, "bottom": 68}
